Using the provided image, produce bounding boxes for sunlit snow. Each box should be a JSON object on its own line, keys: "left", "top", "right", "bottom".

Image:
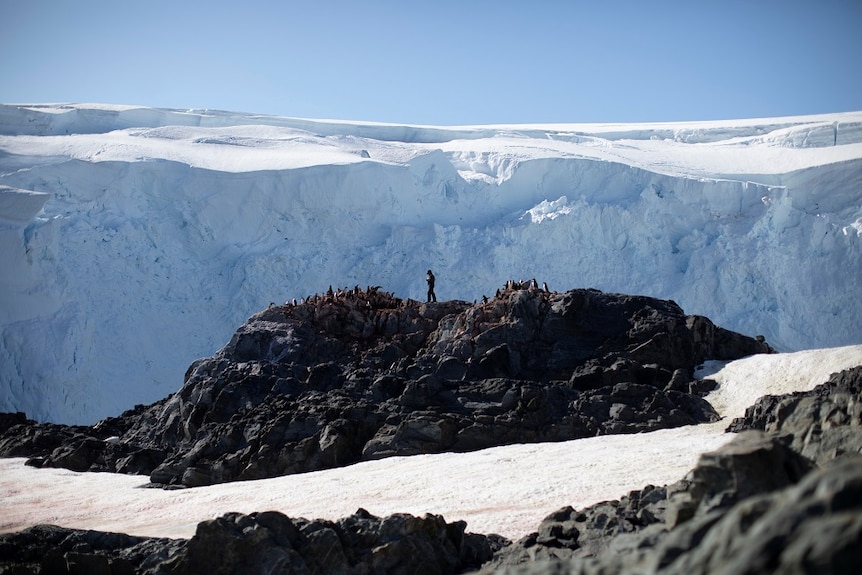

{"left": 1, "top": 345, "right": 860, "bottom": 540}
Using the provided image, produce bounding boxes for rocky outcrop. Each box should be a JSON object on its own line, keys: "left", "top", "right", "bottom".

{"left": 2, "top": 331, "right": 860, "bottom": 573}
{"left": 479, "top": 432, "right": 862, "bottom": 575}
{"left": 5, "top": 413, "right": 860, "bottom": 574}
{"left": 726, "top": 365, "right": 862, "bottom": 465}
{"left": 0, "top": 509, "right": 505, "bottom": 575}
{"left": 475, "top": 367, "right": 862, "bottom": 574}
{"left": 0, "top": 407, "right": 167, "bottom": 476}
{"left": 0, "top": 523, "right": 185, "bottom": 575}
{"left": 478, "top": 431, "right": 814, "bottom": 570}
{"left": 0, "top": 287, "right": 771, "bottom": 487}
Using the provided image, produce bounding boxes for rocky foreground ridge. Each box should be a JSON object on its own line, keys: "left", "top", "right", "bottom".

{"left": 2, "top": 367, "right": 861, "bottom": 574}
{"left": 2, "top": 288, "right": 862, "bottom": 573}
{"left": 474, "top": 366, "right": 862, "bottom": 575}
{"left": 1, "top": 287, "right": 768, "bottom": 487}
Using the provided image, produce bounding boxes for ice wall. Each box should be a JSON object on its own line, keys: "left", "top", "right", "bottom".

{"left": 1, "top": 104, "right": 860, "bottom": 424}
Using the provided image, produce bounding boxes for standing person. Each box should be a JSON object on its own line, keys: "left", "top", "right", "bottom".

{"left": 426, "top": 269, "right": 437, "bottom": 302}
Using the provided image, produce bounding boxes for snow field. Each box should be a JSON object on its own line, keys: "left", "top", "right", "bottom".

{"left": 1, "top": 345, "right": 860, "bottom": 541}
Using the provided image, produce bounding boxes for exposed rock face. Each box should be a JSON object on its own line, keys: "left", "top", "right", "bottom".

{"left": 476, "top": 367, "right": 862, "bottom": 575}
{"left": 479, "top": 432, "right": 862, "bottom": 575}
{"left": 0, "top": 408, "right": 166, "bottom": 476}
{"left": 478, "top": 431, "right": 811, "bottom": 570}
{"left": 5, "top": 419, "right": 860, "bottom": 574}
{"left": 727, "top": 365, "right": 862, "bottom": 465}
{"left": 0, "top": 524, "right": 185, "bottom": 575}
{"left": 171, "top": 509, "right": 504, "bottom": 575}
{"left": 1, "top": 299, "right": 860, "bottom": 573}
{"left": 0, "top": 287, "right": 771, "bottom": 487}
{"left": 0, "top": 509, "right": 504, "bottom": 575}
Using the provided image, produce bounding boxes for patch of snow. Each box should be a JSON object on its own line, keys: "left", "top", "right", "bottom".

{"left": 1, "top": 346, "right": 859, "bottom": 540}
{"left": 526, "top": 196, "right": 572, "bottom": 223}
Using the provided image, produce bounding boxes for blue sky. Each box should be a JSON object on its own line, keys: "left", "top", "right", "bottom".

{"left": 1, "top": 0, "right": 860, "bottom": 125}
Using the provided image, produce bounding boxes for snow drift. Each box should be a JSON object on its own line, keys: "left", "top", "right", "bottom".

{"left": 1, "top": 104, "right": 861, "bottom": 424}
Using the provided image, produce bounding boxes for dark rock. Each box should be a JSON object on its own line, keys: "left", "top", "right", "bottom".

{"left": 0, "top": 416, "right": 90, "bottom": 460}
{"left": 482, "top": 393, "right": 862, "bottom": 575}
{"left": 0, "top": 524, "right": 186, "bottom": 575}
{"left": 0, "top": 509, "right": 503, "bottom": 575}
{"left": 0, "top": 412, "right": 27, "bottom": 432}
{"left": 481, "top": 481, "right": 676, "bottom": 572}
{"left": 0, "top": 287, "right": 771, "bottom": 487}
{"left": 651, "top": 455, "right": 862, "bottom": 575}
{"left": 682, "top": 430, "right": 816, "bottom": 517}
{"left": 1, "top": 289, "right": 858, "bottom": 574}
{"left": 727, "top": 366, "right": 862, "bottom": 466}
{"left": 485, "top": 431, "right": 807, "bottom": 569}
{"left": 171, "top": 511, "right": 306, "bottom": 574}
{"left": 42, "top": 435, "right": 109, "bottom": 473}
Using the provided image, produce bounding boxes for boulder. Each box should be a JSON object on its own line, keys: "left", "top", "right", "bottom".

{"left": 0, "top": 509, "right": 505, "bottom": 575}
{"left": 651, "top": 455, "right": 862, "bottom": 575}
{"left": 727, "top": 366, "right": 862, "bottom": 466}
{"left": 481, "top": 386, "right": 862, "bottom": 575}
{"left": 0, "top": 524, "right": 186, "bottom": 575}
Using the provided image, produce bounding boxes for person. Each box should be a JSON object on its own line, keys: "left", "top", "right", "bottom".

{"left": 426, "top": 269, "right": 437, "bottom": 302}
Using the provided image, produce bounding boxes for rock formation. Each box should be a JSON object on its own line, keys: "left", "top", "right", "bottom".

{"left": 0, "top": 508, "right": 504, "bottom": 575}
{"left": 0, "top": 287, "right": 770, "bottom": 487}
{"left": 476, "top": 365, "right": 862, "bottom": 574}
{"left": 726, "top": 365, "right": 862, "bottom": 466}
{"left": 3, "top": 367, "right": 861, "bottom": 573}
{"left": 2, "top": 288, "right": 861, "bottom": 573}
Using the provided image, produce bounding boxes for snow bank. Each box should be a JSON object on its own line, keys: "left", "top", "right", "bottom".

{"left": 1, "top": 345, "right": 859, "bottom": 540}
{"left": 1, "top": 104, "right": 861, "bottom": 424}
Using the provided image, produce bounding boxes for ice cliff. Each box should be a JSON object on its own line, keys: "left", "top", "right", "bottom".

{"left": 1, "top": 104, "right": 860, "bottom": 424}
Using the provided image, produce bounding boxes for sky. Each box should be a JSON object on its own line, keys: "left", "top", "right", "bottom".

{"left": 1, "top": 0, "right": 860, "bottom": 125}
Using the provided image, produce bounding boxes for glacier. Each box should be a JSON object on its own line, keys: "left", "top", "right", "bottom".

{"left": 1, "top": 103, "right": 861, "bottom": 425}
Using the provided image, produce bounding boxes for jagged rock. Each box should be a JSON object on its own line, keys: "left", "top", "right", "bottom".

{"left": 481, "top": 424, "right": 860, "bottom": 575}
{"left": 2, "top": 291, "right": 859, "bottom": 573}
{"left": 480, "top": 480, "right": 678, "bottom": 572}
{"left": 682, "top": 430, "right": 815, "bottom": 517}
{"left": 727, "top": 366, "right": 862, "bottom": 465}
{"left": 650, "top": 455, "right": 862, "bottom": 575}
{"left": 0, "top": 414, "right": 89, "bottom": 461}
{"left": 0, "top": 524, "right": 186, "bottom": 575}
{"left": 0, "top": 409, "right": 169, "bottom": 477}
{"left": 0, "top": 510, "right": 505, "bottom": 575}
{"left": 363, "top": 415, "right": 459, "bottom": 459}
{"left": 0, "top": 287, "right": 771, "bottom": 486}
